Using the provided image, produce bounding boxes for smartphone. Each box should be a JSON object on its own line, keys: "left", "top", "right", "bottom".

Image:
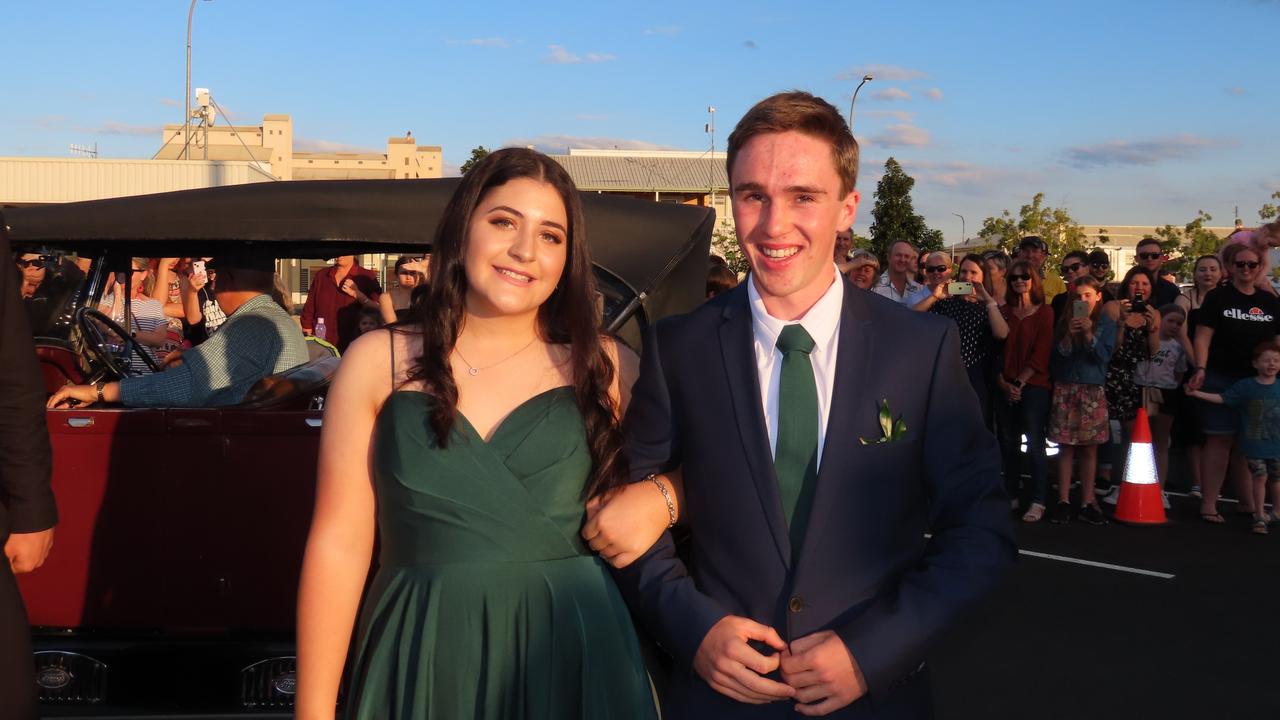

{"left": 1072, "top": 300, "right": 1089, "bottom": 319}
{"left": 190, "top": 260, "right": 207, "bottom": 284}
{"left": 1131, "top": 293, "right": 1146, "bottom": 313}
{"left": 947, "top": 281, "right": 973, "bottom": 296}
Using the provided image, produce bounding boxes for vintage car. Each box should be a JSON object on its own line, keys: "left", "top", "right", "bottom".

{"left": 7, "top": 179, "right": 713, "bottom": 716}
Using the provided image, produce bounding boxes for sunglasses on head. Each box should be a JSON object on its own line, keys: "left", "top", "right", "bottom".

{"left": 1236, "top": 260, "right": 1261, "bottom": 269}
{"left": 1138, "top": 252, "right": 1163, "bottom": 261}
{"left": 1008, "top": 273, "right": 1031, "bottom": 282}
{"left": 925, "top": 264, "right": 949, "bottom": 273}
{"left": 1059, "top": 262, "right": 1083, "bottom": 274}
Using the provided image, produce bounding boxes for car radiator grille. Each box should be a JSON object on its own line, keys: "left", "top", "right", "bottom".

{"left": 34, "top": 650, "right": 108, "bottom": 704}
{"left": 240, "top": 656, "right": 297, "bottom": 709}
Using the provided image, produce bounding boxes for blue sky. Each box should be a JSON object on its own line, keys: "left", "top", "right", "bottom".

{"left": 3, "top": 0, "right": 1277, "bottom": 242}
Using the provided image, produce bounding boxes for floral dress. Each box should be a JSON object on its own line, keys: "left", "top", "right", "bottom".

{"left": 1104, "top": 324, "right": 1150, "bottom": 423}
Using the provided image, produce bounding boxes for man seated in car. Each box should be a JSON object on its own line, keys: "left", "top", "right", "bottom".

{"left": 47, "top": 254, "right": 309, "bottom": 409}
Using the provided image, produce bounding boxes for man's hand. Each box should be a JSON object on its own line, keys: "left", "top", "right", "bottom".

{"left": 340, "top": 278, "right": 369, "bottom": 304}
{"left": 47, "top": 384, "right": 97, "bottom": 409}
{"left": 780, "top": 630, "right": 867, "bottom": 716}
{"left": 5, "top": 527, "right": 54, "bottom": 574}
{"left": 693, "top": 616, "right": 794, "bottom": 705}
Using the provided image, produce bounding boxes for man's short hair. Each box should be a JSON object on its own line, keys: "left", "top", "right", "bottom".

{"left": 1136, "top": 237, "right": 1163, "bottom": 253}
{"left": 1062, "top": 250, "right": 1089, "bottom": 265}
{"left": 727, "top": 91, "right": 859, "bottom": 196}
{"left": 889, "top": 239, "right": 918, "bottom": 255}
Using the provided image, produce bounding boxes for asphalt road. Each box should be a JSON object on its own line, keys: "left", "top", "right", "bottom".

{"left": 931, "top": 492, "right": 1280, "bottom": 719}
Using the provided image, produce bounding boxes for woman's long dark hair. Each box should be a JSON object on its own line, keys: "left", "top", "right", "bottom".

{"left": 1118, "top": 266, "right": 1156, "bottom": 302}
{"left": 405, "top": 147, "right": 625, "bottom": 498}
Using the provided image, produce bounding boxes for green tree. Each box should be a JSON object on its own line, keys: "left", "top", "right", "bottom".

{"left": 867, "top": 158, "right": 944, "bottom": 263}
{"left": 1259, "top": 191, "right": 1280, "bottom": 222}
{"left": 459, "top": 145, "right": 491, "bottom": 175}
{"left": 977, "top": 193, "right": 1087, "bottom": 261}
{"left": 710, "top": 225, "right": 750, "bottom": 276}
{"left": 1153, "top": 210, "right": 1222, "bottom": 280}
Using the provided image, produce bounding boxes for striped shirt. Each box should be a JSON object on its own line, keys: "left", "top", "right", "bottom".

{"left": 119, "top": 294, "right": 309, "bottom": 407}
{"left": 100, "top": 294, "right": 167, "bottom": 374}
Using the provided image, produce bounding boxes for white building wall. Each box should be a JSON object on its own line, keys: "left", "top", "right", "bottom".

{"left": 0, "top": 157, "right": 273, "bottom": 205}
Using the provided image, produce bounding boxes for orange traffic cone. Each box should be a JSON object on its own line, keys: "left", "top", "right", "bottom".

{"left": 1114, "top": 408, "right": 1168, "bottom": 525}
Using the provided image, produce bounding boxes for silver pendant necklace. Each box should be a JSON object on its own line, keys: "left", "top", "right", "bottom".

{"left": 453, "top": 337, "right": 539, "bottom": 376}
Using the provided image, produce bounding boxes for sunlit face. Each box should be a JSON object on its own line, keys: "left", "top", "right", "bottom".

{"left": 397, "top": 270, "right": 419, "bottom": 288}
{"left": 1255, "top": 350, "right": 1280, "bottom": 379}
{"left": 1194, "top": 258, "right": 1222, "bottom": 288}
{"left": 1076, "top": 285, "right": 1100, "bottom": 310}
{"left": 1159, "top": 312, "right": 1184, "bottom": 338}
{"left": 1008, "top": 267, "right": 1033, "bottom": 298}
{"left": 848, "top": 262, "right": 878, "bottom": 290}
{"left": 959, "top": 259, "right": 984, "bottom": 284}
{"left": 1231, "top": 249, "right": 1261, "bottom": 285}
{"left": 1126, "top": 273, "right": 1152, "bottom": 301}
{"left": 16, "top": 253, "right": 46, "bottom": 286}
{"left": 890, "top": 242, "right": 916, "bottom": 275}
{"left": 1059, "top": 257, "right": 1085, "bottom": 283}
{"left": 463, "top": 177, "right": 569, "bottom": 320}
{"left": 114, "top": 262, "right": 149, "bottom": 292}
{"left": 1090, "top": 258, "right": 1111, "bottom": 281}
{"left": 1136, "top": 243, "right": 1164, "bottom": 273}
{"left": 834, "top": 230, "right": 853, "bottom": 262}
{"left": 334, "top": 255, "right": 355, "bottom": 269}
{"left": 1021, "top": 246, "right": 1046, "bottom": 269}
{"left": 923, "top": 255, "right": 952, "bottom": 286}
{"left": 732, "top": 131, "right": 858, "bottom": 312}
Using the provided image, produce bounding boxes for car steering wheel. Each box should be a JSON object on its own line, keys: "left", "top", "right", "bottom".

{"left": 74, "top": 306, "right": 163, "bottom": 378}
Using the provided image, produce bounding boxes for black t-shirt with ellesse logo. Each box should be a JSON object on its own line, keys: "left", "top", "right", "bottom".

{"left": 1200, "top": 284, "right": 1280, "bottom": 378}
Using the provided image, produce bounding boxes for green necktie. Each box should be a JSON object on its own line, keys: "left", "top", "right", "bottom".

{"left": 774, "top": 324, "right": 819, "bottom": 554}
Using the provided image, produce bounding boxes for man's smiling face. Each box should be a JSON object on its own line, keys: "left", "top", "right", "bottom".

{"left": 731, "top": 130, "right": 859, "bottom": 318}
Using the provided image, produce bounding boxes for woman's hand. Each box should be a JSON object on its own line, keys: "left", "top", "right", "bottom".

{"left": 582, "top": 477, "right": 675, "bottom": 569}
{"left": 1185, "top": 367, "right": 1206, "bottom": 392}
{"left": 973, "top": 281, "right": 991, "bottom": 304}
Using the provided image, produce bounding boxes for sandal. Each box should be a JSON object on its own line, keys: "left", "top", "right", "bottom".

{"left": 1021, "top": 503, "right": 1045, "bottom": 523}
{"left": 1199, "top": 512, "right": 1226, "bottom": 524}
{"left": 1252, "top": 518, "right": 1269, "bottom": 535}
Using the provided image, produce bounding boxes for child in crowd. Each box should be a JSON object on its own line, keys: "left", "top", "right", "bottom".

{"left": 1048, "top": 276, "right": 1117, "bottom": 525}
{"left": 355, "top": 307, "right": 382, "bottom": 337}
{"left": 1188, "top": 342, "right": 1280, "bottom": 535}
{"left": 1134, "top": 304, "right": 1190, "bottom": 497}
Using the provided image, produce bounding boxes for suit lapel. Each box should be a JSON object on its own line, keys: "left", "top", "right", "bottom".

{"left": 797, "top": 282, "right": 874, "bottom": 568}
{"left": 719, "top": 287, "right": 792, "bottom": 569}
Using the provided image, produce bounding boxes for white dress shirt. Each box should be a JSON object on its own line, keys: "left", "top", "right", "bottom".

{"left": 873, "top": 270, "right": 929, "bottom": 306}
{"left": 747, "top": 268, "right": 844, "bottom": 469}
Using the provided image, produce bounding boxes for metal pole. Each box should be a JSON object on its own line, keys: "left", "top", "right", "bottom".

{"left": 951, "top": 213, "right": 965, "bottom": 261}
{"left": 847, "top": 75, "right": 873, "bottom": 129}
{"left": 185, "top": 0, "right": 197, "bottom": 160}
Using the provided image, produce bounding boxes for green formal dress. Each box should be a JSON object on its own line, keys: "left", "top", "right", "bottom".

{"left": 345, "top": 387, "right": 656, "bottom": 720}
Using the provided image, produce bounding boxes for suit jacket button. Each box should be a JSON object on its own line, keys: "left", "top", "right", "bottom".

{"left": 788, "top": 596, "right": 804, "bottom": 613}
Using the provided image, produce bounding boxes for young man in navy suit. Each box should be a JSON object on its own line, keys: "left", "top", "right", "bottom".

{"left": 615, "top": 92, "right": 1015, "bottom": 718}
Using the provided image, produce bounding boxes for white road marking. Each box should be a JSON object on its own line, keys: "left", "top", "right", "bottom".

{"left": 1018, "top": 548, "right": 1176, "bottom": 580}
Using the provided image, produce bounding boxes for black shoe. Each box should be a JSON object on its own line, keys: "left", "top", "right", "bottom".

{"left": 1078, "top": 503, "right": 1107, "bottom": 526}
{"left": 1049, "top": 502, "right": 1072, "bottom": 525}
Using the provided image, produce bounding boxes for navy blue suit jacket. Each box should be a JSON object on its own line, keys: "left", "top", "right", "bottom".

{"left": 615, "top": 279, "right": 1015, "bottom": 719}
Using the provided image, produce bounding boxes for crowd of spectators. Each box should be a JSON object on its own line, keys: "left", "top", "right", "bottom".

{"left": 822, "top": 223, "right": 1280, "bottom": 532}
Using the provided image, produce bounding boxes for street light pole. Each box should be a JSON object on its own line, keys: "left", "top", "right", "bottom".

{"left": 951, "top": 213, "right": 966, "bottom": 261}
{"left": 184, "top": 0, "right": 211, "bottom": 160}
{"left": 847, "top": 74, "right": 873, "bottom": 130}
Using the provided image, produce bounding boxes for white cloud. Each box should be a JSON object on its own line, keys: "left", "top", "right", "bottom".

{"left": 837, "top": 64, "right": 928, "bottom": 82}
{"left": 924, "top": 88, "right": 944, "bottom": 101}
{"left": 546, "top": 45, "right": 616, "bottom": 64}
{"left": 643, "top": 26, "right": 682, "bottom": 35}
{"left": 34, "top": 115, "right": 65, "bottom": 129}
{"left": 546, "top": 44, "right": 580, "bottom": 64}
{"left": 868, "top": 124, "right": 930, "bottom": 148}
{"left": 575, "top": 113, "right": 610, "bottom": 121}
{"left": 501, "top": 135, "right": 676, "bottom": 153}
{"left": 872, "top": 88, "right": 912, "bottom": 102}
{"left": 466, "top": 37, "right": 510, "bottom": 48}
{"left": 159, "top": 98, "right": 182, "bottom": 108}
{"left": 1227, "top": 86, "right": 1247, "bottom": 96}
{"left": 1063, "top": 134, "right": 1231, "bottom": 168}
{"left": 294, "top": 137, "right": 380, "bottom": 153}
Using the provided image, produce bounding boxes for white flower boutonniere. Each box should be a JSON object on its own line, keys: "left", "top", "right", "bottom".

{"left": 860, "top": 398, "right": 907, "bottom": 445}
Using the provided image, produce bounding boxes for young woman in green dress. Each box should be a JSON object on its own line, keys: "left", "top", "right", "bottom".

{"left": 295, "top": 148, "right": 671, "bottom": 719}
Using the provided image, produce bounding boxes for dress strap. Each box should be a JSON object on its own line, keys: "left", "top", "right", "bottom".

{"left": 389, "top": 330, "right": 397, "bottom": 387}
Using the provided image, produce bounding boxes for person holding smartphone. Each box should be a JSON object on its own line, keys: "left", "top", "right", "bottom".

{"left": 914, "top": 253, "right": 1009, "bottom": 427}
{"left": 1097, "top": 267, "right": 1162, "bottom": 499}
{"left": 996, "top": 260, "right": 1054, "bottom": 521}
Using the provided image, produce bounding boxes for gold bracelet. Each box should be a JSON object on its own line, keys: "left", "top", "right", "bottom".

{"left": 645, "top": 473, "right": 677, "bottom": 528}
